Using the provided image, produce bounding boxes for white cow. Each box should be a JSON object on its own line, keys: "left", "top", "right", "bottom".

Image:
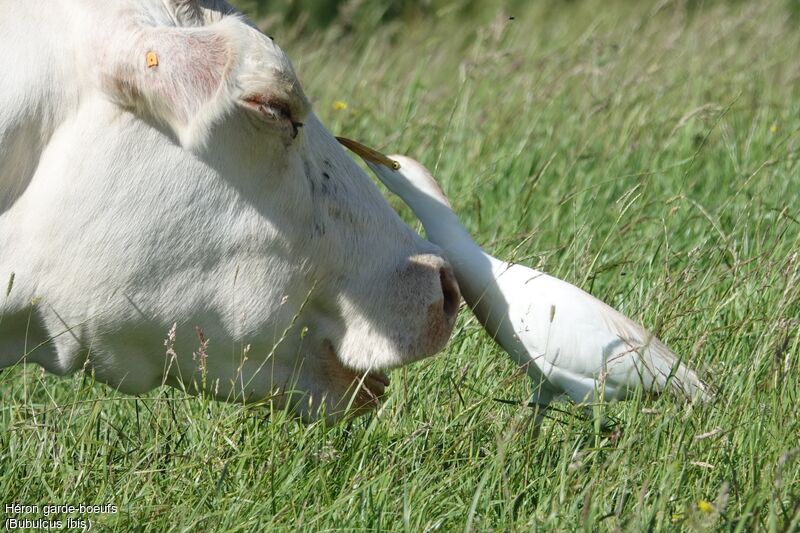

{"left": 0, "top": 0, "right": 460, "bottom": 421}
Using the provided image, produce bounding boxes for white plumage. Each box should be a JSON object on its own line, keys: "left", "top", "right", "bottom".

{"left": 339, "top": 138, "right": 709, "bottom": 421}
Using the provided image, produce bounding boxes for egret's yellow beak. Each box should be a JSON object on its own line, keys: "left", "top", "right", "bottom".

{"left": 337, "top": 137, "right": 401, "bottom": 170}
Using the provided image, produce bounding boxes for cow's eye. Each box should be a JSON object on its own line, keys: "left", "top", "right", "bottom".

{"left": 240, "top": 95, "right": 304, "bottom": 139}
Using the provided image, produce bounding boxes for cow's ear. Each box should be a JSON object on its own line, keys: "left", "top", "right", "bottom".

{"left": 101, "top": 21, "right": 237, "bottom": 146}
{"left": 166, "top": 0, "right": 204, "bottom": 26}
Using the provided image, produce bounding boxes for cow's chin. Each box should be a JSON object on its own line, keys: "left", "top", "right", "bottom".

{"left": 287, "top": 339, "right": 391, "bottom": 423}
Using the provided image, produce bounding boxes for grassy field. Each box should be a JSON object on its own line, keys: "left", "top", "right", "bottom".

{"left": 3, "top": 0, "right": 799, "bottom": 530}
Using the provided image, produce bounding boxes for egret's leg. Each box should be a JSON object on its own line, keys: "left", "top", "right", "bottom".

{"left": 527, "top": 383, "right": 555, "bottom": 436}
{"left": 581, "top": 404, "right": 617, "bottom": 433}
{"left": 533, "top": 404, "right": 549, "bottom": 428}
{"left": 526, "top": 402, "right": 550, "bottom": 439}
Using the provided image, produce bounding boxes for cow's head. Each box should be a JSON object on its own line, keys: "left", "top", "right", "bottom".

{"left": 2, "top": 0, "right": 459, "bottom": 422}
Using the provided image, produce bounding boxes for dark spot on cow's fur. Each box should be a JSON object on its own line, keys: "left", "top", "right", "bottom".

{"left": 327, "top": 204, "right": 354, "bottom": 224}
{"left": 322, "top": 171, "right": 331, "bottom": 180}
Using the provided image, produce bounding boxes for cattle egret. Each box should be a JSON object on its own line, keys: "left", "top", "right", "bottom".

{"left": 339, "top": 137, "right": 710, "bottom": 424}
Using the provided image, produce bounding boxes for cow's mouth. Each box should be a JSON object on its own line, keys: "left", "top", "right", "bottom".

{"left": 321, "top": 339, "right": 390, "bottom": 412}
{"left": 362, "top": 370, "right": 390, "bottom": 400}
{"left": 340, "top": 367, "right": 390, "bottom": 414}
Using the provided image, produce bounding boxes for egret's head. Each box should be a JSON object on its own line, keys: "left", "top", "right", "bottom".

{"left": 337, "top": 137, "right": 451, "bottom": 208}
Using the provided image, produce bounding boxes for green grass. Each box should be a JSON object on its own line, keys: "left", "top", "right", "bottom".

{"left": 3, "top": 1, "right": 799, "bottom": 530}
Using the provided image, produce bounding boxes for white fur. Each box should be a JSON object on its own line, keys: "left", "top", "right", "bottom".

{"left": 0, "top": 0, "right": 459, "bottom": 421}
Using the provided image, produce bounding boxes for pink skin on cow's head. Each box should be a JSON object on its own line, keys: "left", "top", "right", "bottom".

{"left": 0, "top": 0, "right": 460, "bottom": 421}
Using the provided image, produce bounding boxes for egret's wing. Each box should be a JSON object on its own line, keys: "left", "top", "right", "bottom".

{"left": 494, "top": 265, "right": 606, "bottom": 402}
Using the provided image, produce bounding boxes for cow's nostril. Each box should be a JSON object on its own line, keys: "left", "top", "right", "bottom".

{"left": 439, "top": 266, "right": 461, "bottom": 319}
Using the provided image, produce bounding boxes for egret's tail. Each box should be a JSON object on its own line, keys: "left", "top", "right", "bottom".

{"left": 643, "top": 337, "right": 712, "bottom": 403}
{"left": 594, "top": 299, "right": 711, "bottom": 403}
{"left": 667, "top": 358, "right": 712, "bottom": 403}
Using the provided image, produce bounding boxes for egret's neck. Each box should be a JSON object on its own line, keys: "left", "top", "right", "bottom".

{"left": 394, "top": 184, "right": 504, "bottom": 292}
{"left": 394, "top": 182, "right": 518, "bottom": 347}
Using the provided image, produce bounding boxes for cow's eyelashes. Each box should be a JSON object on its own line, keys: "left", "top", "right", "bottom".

{"left": 240, "top": 95, "right": 303, "bottom": 139}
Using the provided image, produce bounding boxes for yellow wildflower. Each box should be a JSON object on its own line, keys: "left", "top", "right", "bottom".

{"left": 697, "top": 500, "right": 714, "bottom": 513}
{"left": 770, "top": 123, "right": 778, "bottom": 134}
{"left": 333, "top": 101, "right": 348, "bottom": 111}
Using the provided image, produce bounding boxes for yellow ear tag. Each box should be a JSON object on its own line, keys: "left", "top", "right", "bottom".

{"left": 146, "top": 51, "right": 159, "bottom": 68}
